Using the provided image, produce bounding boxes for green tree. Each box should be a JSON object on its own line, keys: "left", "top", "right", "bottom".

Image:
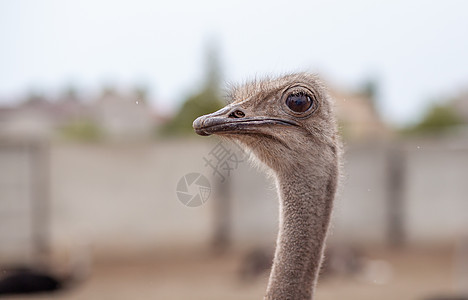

{"left": 161, "top": 41, "right": 224, "bottom": 136}
{"left": 62, "top": 84, "right": 79, "bottom": 102}
{"left": 59, "top": 119, "right": 103, "bottom": 142}
{"left": 403, "top": 102, "right": 463, "bottom": 135}
{"left": 360, "top": 77, "right": 379, "bottom": 113}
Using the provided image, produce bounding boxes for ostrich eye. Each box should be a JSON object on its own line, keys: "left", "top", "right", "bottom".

{"left": 285, "top": 92, "right": 312, "bottom": 113}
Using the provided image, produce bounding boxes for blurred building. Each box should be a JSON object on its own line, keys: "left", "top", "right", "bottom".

{"left": 0, "top": 98, "right": 57, "bottom": 138}
{"left": 331, "top": 90, "right": 390, "bottom": 140}
{"left": 93, "top": 89, "right": 154, "bottom": 141}
{"left": 453, "top": 90, "right": 468, "bottom": 123}
{"left": 0, "top": 90, "right": 158, "bottom": 141}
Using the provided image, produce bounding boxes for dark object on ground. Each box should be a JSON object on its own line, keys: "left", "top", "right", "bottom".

{"left": 0, "top": 268, "right": 63, "bottom": 295}
{"left": 238, "top": 245, "right": 365, "bottom": 282}
{"left": 320, "top": 245, "right": 364, "bottom": 277}
{"left": 424, "top": 296, "right": 468, "bottom": 300}
{"left": 238, "top": 248, "right": 273, "bottom": 281}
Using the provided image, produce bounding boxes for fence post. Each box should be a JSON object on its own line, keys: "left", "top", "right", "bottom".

{"left": 211, "top": 177, "right": 231, "bottom": 254}
{"left": 387, "top": 145, "right": 406, "bottom": 247}
{"left": 30, "top": 139, "right": 51, "bottom": 267}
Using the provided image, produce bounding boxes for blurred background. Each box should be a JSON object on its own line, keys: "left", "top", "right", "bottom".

{"left": 1, "top": 0, "right": 468, "bottom": 299}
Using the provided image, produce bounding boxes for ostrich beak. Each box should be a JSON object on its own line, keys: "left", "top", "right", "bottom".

{"left": 193, "top": 106, "right": 299, "bottom": 136}
{"left": 193, "top": 106, "right": 231, "bottom": 136}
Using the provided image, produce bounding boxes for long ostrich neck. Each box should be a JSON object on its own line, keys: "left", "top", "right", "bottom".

{"left": 265, "top": 161, "right": 337, "bottom": 300}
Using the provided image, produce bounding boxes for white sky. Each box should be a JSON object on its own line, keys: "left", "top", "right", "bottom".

{"left": 1, "top": 0, "right": 467, "bottom": 125}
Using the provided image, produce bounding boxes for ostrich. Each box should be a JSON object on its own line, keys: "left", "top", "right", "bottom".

{"left": 193, "top": 73, "right": 341, "bottom": 299}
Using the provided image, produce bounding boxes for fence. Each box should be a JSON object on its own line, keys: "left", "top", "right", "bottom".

{"left": 0, "top": 138, "right": 467, "bottom": 264}
{"left": 0, "top": 138, "right": 49, "bottom": 267}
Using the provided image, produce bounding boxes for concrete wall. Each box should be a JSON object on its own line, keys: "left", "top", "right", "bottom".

{"left": 0, "top": 143, "right": 34, "bottom": 264}
{"left": 49, "top": 140, "right": 217, "bottom": 256}
{"left": 2, "top": 138, "right": 468, "bottom": 262}
{"left": 405, "top": 141, "right": 468, "bottom": 244}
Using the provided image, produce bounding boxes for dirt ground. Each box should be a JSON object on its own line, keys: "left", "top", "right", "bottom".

{"left": 2, "top": 247, "right": 466, "bottom": 300}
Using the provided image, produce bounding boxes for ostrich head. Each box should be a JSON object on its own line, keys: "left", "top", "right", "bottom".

{"left": 193, "top": 73, "right": 338, "bottom": 173}
{"left": 193, "top": 73, "right": 341, "bottom": 299}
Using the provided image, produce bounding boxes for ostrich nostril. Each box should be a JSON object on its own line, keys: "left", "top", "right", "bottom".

{"left": 229, "top": 110, "right": 246, "bottom": 118}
